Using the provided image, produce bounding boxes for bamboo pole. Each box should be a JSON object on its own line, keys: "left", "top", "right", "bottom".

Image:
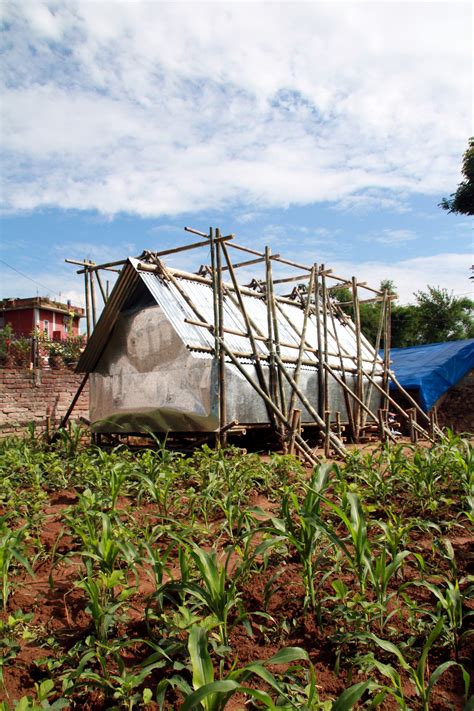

{"left": 56, "top": 373, "right": 90, "bottom": 433}
{"left": 264, "top": 246, "right": 279, "bottom": 414}
{"left": 266, "top": 246, "right": 286, "bottom": 420}
{"left": 272, "top": 352, "right": 347, "bottom": 457}
{"left": 216, "top": 229, "right": 227, "bottom": 446}
{"left": 321, "top": 269, "right": 330, "bottom": 418}
{"left": 314, "top": 265, "right": 325, "bottom": 419}
{"left": 352, "top": 276, "right": 363, "bottom": 440}
{"left": 383, "top": 296, "right": 392, "bottom": 410}
{"left": 326, "top": 294, "right": 356, "bottom": 440}
{"left": 95, "top": 270, "right": 108, "bottom": 304}
{"left": 287, "top": 266, "right": 315, "bottom": 423}
{"left": 84, "top": 267, "right": 91, "bottom": 338}
{"left": 219, "top": 341, "right": 320, "bottom": 466}
{"left": 90, "top": 269, "right": 97, "bottom": 329}
{"left": 324, "top": 411, "right": 331, "bottom": 457}
{"left": 220, "top": 242, "right": 276, "bottom": 427}
{"left": 288, "top": 408, "right": 301, "bottom": 455}
{"left": 361, "top": 290, "right": 388, "bottom": 429}
{"left": 323, "top": 362, "right": 397, "bottom": 444}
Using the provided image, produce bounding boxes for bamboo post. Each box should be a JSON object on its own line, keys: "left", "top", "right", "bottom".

{"left": 351, "top": 276, "right": 363, "bottom": 441}
{"left": 408, "top": 408, "right": 418, "bottom": 443}
{"left": 383, "top": 295, "right": 392, "bottom": 409}
{"left": 219, "top": 340, "right": 320, "bottom": 465}
{"left": 321, "top": 268, "right": 329, "bottom": 417}
{"left": 288, "top": 408, "right": 302, "bottom": 455}
{"left": 314, "top": 265, "right": 324, "bottom": 418}
{"left": 84, "top": 267, "right": 91, "bottom": 338}
{"left": 55, "top": 373, "right": 90, "bottom": 435}
{"left": 220, "top": 242, "right": 277, "bottom": 428}
{"left": 95, "top": 270, "right": 108, "bottom": 304}
{"left": 90, "top": 269, "right": 97, "bottom": 329}
{"left": 335, "top": 411, "right": 342, "bottom": 440}
{"left": 378, "top": 408, "right": 387, "bottom": 442}
{"left": 264, "top": 247, "right": 279, "bottom": 414}
{"left": 324, "top": 410, "right": 331, "bottom": 457}
{"left": 323, "top": 362, "right": 397, "bottom": 444}
{"left": 216, "top": 229, "right": 227, "bottom": 447}
{"left": 287, "top": 266, "right": 315, "bottom": 423}
{"left": 361, "top": 290, "right": 388, "bottom": 429}
{"left": 267, "top": 250, "right": 287, "bottom": 418}
{"left": 272, "top": 353, "right": 346, "bottom": 457}
{"left": 326, "top": 293, "right": 356, "bottom": 439}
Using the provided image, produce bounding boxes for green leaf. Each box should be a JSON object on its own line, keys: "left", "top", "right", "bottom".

{"left": 180, "top": 679, "right": 241, "bottom": 710}
{"left": 188, "top": 625, "right": 215, "bottom": 697}
{"left": 331, "top": 681, "right": 373, "bottom": 711}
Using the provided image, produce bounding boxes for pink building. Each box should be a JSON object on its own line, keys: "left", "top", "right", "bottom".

{"left": 0, "top": 297, "right": 84, "bottom": 340}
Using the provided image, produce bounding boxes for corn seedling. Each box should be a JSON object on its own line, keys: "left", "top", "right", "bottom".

{"left": 0, "top": 517, "right": 34, "bottom": 611}
{"left": 269, "top": 464, "right": 334, "bottom": 612}
{"left": 357, "top": 617, "right": 470, "bottom": 711}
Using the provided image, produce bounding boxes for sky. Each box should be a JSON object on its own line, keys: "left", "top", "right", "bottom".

{"left": 0, "top": 0, "right": 472, "bottom": 313}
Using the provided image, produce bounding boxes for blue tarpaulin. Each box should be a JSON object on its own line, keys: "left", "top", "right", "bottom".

{"left": 383, "top": 339, "right": 474, "bottom": 412}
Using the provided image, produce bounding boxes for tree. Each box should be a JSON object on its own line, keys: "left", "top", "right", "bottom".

{"left": 440, "top": 137, "right": 474, "bottom": 215}
{"left": 413, "top": 286, "right": 474, "bottom": 344}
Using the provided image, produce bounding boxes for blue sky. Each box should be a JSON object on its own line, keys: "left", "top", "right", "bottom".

{"left": 1, "top": 1, "right": 472, "bottom": 308}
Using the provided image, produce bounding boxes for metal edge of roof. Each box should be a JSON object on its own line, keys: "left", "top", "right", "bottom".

{"left": 77, "top": 257, "right": 384, "bottom": 374}
{"left": 76, "top": 260, "right": 141, "bottom": 373}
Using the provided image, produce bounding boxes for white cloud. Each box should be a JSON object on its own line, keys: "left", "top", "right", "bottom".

{"left": 370, "top": 229, "right": 418, "bottom": 245}
{"left": 1, "top": 2, "right": 471, "bottom": 217}
{"left": 330, "top": 253, "right": 474, "bottom": 304}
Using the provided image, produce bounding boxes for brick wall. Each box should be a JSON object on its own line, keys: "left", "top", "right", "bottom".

{"left": 0, "top": 367, "right": 89, "bottom": 437}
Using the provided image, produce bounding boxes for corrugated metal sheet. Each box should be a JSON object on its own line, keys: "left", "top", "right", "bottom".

{"left": 77, "top": 257, "right": 383, "bottom": 375}
{"left": 137, "top": 262, "right": 383, "bottom": 373}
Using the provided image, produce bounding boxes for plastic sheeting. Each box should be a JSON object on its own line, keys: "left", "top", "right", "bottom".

{"left": 384, "top": 339, "right": 474, "bottom": 412}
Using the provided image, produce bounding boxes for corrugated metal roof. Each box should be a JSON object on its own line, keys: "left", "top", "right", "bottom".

{"left": 77, "top": 257, "right": 384, "bottom": 374}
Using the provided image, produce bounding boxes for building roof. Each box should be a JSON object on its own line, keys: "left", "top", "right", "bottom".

{"left": 387, "top": 339, "right": 474, "bottom": 411}
{"left": 77, "top": 257, "right": 383, "bottom": 375}
{"left": 0, "top": 296, "right": 84, "bottom": 317}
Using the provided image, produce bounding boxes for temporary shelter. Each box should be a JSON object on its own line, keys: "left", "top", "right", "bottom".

{"left": 69, "top": 228, "right": 436, "bottom": 462}
{"left": 388, "top": 339, "right": 474, "bottom": 412}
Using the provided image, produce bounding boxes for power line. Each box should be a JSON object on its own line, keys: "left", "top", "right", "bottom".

{"left": 0, "top": 258, "right": 61, "bottom": 298}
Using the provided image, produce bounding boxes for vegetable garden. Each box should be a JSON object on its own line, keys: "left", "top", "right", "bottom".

{"left": 0, "top": 428, "right": 472, "bottom": 709}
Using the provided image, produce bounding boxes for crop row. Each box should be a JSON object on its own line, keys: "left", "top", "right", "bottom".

{"left": 0, "top": 426, "right": 472, "bottom": 709}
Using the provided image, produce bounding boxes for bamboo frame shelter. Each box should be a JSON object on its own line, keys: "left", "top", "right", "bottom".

{"left": 65, "top": 228, "right": 440, "bottom": 464}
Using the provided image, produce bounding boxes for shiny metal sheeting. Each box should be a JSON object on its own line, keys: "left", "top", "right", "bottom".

{"left": 90, "top": 304, "right": 382, "bottom": 432}
{"left": 85, "top": 258, "right": 384, "bottom": 433}
{"left": 90, "top": 305, "right": 218, "bottom": 433}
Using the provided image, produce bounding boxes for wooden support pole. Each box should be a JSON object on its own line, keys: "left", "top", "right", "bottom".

{"left": 314, "top": 265, "right": 324, "bottom": 419}
{"left": 216, "top": 229, "right": 227, "bottom": 447}
{"left": 321, "top": 269, "right": 330, "bottom": 418}
{"left": 288, "top": 408, "right": 301, "bottom": 455}
{"left": 220, "top": 242, "right": 276, "bottom": 427}
{"left": 378, "top": 408, "right": 387, "bottom": 443}
{"left": 335, "top": 411, "right": 342, "bottom": 440}
{"left": 352, "top": 276, "right": 363, "bottom": 441}
{"left": 323, "top": 362, "right": 397, "bottom": 444}
{"left": 409, "top": 408, "right": 418, "bottom": 443}
{"left": 324, "top": 410, "right": 331, "bottom": 457}
{"left": 84, "top": 267, "right": 91, "bottom": 338}
{"left": 57, "top": 373, "right": 90, "bottom": 433}
{"left": 273, "top": 353, "right": 347, "bottom": 457}
{"left": 287, "top": 265, "right": 315, "bottom": 424}
{"left": 326, "top": 289, "right": 356, "bottom": 440}
{"left": 95, "top": 270, "right": 108, "bottom": 304}
{"left": 219, "top": 341, "right": 320, "bottom": 465}
{"left": 90, "top": 269, "right": 97, "bottom": 329}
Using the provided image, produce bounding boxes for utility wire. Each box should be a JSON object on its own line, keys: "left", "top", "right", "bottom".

{"left": 0, "top": 258, "right": 61, "bottom": 298}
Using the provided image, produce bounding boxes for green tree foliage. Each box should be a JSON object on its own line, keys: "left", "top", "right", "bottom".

{"left": 413, "top": 286, "right": 474, "bottom": 344}
{"left": 440, "top": 137, "right": 474, "bottom": 215}
{"left": 332, "top": 282, "right": 473, "bottom": 348}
